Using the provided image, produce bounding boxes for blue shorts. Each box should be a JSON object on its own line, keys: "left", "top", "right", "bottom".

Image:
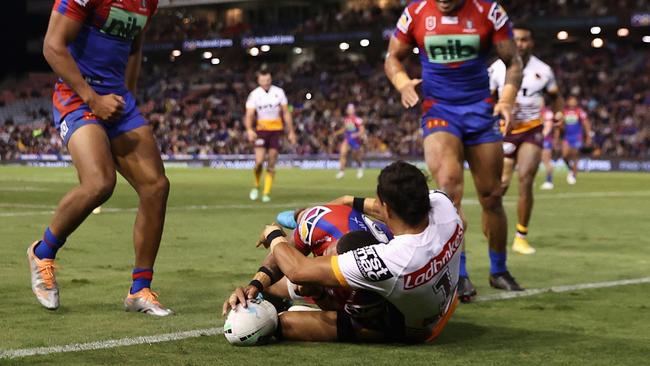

{"left": 345, "top": 136, "right": 362, "bottom": 151}
{"left": 53, "top": 90, "right": 146, "bottom": 146}
{"left": 564, "top": 134, "right": 583, "bottom": 149}
{"left": 421, "top": 100, "right": 502, "bottom": 146}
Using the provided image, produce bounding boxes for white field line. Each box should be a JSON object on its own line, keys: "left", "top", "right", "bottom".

{"left": 1, "top": 276, "right": 649, "bottom": 359}
{"left": 0, "top": 190, "right": 648, "bottom": 218}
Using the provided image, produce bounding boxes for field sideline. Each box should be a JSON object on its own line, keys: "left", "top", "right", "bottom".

{"left": 1, "top": 166, "right": 648, "bottom": 365}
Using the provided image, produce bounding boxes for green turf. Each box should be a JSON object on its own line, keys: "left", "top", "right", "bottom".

{"left": 1, "top": 166, "right": 649, "bottom": 365}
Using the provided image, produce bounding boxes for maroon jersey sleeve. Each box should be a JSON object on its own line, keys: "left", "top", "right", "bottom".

{"left": 486, "top": 1, "right": 513, "bottom": 44}
{"left": 53, "top": 0, "right": 98, "bottom": 23}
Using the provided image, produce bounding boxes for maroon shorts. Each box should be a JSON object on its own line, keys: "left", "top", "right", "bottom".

{"left": 255, "top": 130, "right": 282, "bottom": 150}
{"left": 503, "top": 124, "right": 544, "bottom": 159}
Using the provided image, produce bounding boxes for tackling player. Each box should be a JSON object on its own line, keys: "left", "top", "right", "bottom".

{"left": 562, "top": 96, "right": 592, "bottom": 185}
{"left": 225, "top": 161, "right": 463, "bottom": 343}
{"left": 335, "top": 103, "right": 366, "bottom": 180}
{"left": 28, "top": 0, "right": 172, "bottom": 315}
{"left": 385, "top": 0, "right": 524, "bottom": 300}
{"left": 245, "top": 70, "right": 297, "bottom": 203}
{"left": 489, "top": 25, "right": 564, "bottom": 254}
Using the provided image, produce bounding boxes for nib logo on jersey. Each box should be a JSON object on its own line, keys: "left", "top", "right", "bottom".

{"left": 424, "top": 34, "right": 480, "bottom": 64}
{"left": 102, "top": 7, "right": 148, "bottom": 40}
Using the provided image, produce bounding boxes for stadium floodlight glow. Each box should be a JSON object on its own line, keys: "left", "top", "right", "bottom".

{"left": 305, "top": 92, "right": 312, "bottom": 100}
{"left": 293, "top": 47, "right": 303, "bottom": 55}
{"left": 211, "top": 58, "right": 220, "bottom": 65}
{"left": 413, "top": 47, "right": 420, "bottom": 54}
{"left": 260, "top": 45, "right": 271, "bottom": 52}
{"left": 339, "top": 42, "right": 350, "bottom": 51}
{"left": 590, "top": 26, "right": 602, "bottom": 35}
{"left": 643, "top": 36, "right": 650, "bottom": 43}
{"left": 360, "top": 39, "right": 370, "bottom": 47}
{"left": 202, "top": 51, "right": 213, "bottom": 59}
{"left": 249, "top": 47, "right": 260, "bottom": 56}
{"left": 557, "top": 31, "right": 569, "bottom": 40}
{"left": 171, "top": 49, "right": 182, "bottom": 57}
{"left": 591, "top": 37, "right": 604, "bottom": 48}
{"left": 617, "top": 28, "right": 630, "bottom": 37}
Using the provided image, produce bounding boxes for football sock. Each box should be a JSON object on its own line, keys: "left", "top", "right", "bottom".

{"left": 263, "top": 173, "right": 274, "bottom": 196}
{"left": 130, "top": 268, "right": 153, "bottom": 294}
{"left": 459, "top": 251, "right": 469, "bottom": 278}
{"left": 546, "top": 173, "right": 553, "bottom": 183}
{"left": 34, "top": 227, "right": 66, "bottom": 260}
{"left": 516, "top": 223, "right": 528, "bottom": 239}
{"left": 489, "top": 249, "right": 508, "bottom": 275}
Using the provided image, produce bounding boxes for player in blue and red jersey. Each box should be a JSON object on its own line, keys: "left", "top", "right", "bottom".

{"left": 562, "top": 96, "right": 592, "bottom": 185}
{"left": 336, "top": 103, "right": 366, "bottom": 180}
{"left": 385, "top": 0, "right": 524, "bottom": 300}
{"left": 27, "top": 0, "right": 172, "bottom": 316}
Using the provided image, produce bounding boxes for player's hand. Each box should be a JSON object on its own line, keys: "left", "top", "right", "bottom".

{"left": 246, "top": 129, "right": 257, "bottom": 143}
{"left": 494, "top": 101, "right": 514, "bottom": 134}
{"left": 256, "top": 223, "right": 286, "bottom": 248}
{"left": 88, "top": 93, "right": 125, "bottom": 122}
{"left": 222, "top": 286, "right": 249, "bottom": 316}
{"left": 398, "top": 79, "right": 421, "bottom": 108}
{"left": 288, "top": 131, "right": 297, "bottom": 145}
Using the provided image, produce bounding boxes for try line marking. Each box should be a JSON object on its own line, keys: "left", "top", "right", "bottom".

{"left": 1, "top": 276, "right": 649, "bottom": 359}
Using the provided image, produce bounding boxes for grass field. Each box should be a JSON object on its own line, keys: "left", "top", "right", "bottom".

{"left": 1, "top": 166, "right": 649, "bottom": 365}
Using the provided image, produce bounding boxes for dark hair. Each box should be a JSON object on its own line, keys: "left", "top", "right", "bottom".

{"left": 512, "top": 24, "right": 534, "bottom": 38}
{"left": 376, "top": 161, "right": 431, "bottom": 227}
{"left": 257, "top": 69, "right": 271, "bottom": 77}
{"left": 336, "top": 231, "right": 380, "bottom": 254}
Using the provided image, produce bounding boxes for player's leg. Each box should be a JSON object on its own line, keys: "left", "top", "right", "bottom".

{"left": 111, "top": 125, "right": 172, "bottom": 316}
{"left": 465, "top": 141, "right": 522, "bottom": 291}
{"left": 501, "top": 157, "right": 515, "bottom": 196}
{"left": 262, "top": 147, "right": 278, "bottom": 202}
{"left": 250, "top": 143, "right": 265, "bottom": 200}
{"left": 353, "top": 146, "right": 364, "bottom": 179}
{"left": 29, "top": 123, "right": 116, "bottom": 309}
{"left": 423, "top": 132, "right": 476, "bottom": 300}
{"left": 512, "top": 142, "right": 542, "bottom": 255}
{"left": 562, "top": 140, "right": 577, "bottom": 184}
{"left": 337, "top": 140, "right": 349, "bottom": 179}
{"left": 279, "top": 311, "right": 387, "bottom": 343}
{"left": 540, "top": 147, "right": 554, "bottom": 189}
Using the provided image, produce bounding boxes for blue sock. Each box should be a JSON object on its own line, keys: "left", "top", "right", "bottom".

{"left": 130, "top": 268, "right": 153, "bottom": 294}
{"left": 489, "top": 249, "right": 508, "bottom": 275}
{"left": 34, "top": 228, "right": 66, "bottom": 260}
{"left": 546, "top": 173, "right": 553, "bottom": 183}
{"left": 459, "top": 251, "right": 469, "bottom": 278}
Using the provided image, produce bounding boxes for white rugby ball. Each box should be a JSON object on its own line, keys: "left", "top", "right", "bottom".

{"left": 223, "top": 298, "right": 278, "bottom": 346}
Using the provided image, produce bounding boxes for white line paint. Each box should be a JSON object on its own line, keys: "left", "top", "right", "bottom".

{"left": 0, "top": 191, "right": 648, "bottom": 217}
{"left": 1, "top": 276, "right": 649, "bottom": 359}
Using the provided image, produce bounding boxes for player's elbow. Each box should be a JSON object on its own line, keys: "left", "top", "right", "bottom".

{"left": 283, "top": 266, "right": 311, "bottom": 286}
{"left": 42, "top": 37, "right": 64, "bottom": 65}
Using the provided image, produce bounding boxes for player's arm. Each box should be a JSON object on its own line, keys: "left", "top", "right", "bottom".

{"left": 581, "top": 111, "right": 593, "bottom": 146}
{"left": 243, "top": 106, "right": 257, "bottom": 142}
{"left": 493, "top": 39, "right": 523, "bottom": 133}
{"left": 357, "top": 120, "right": 366, "bottom": 139}
{"left": 281, "top": 103, "right": 297, "bottom": 145}
{"left": 125, "top": 32, "right": 145, "bottom": 95}
{"left": 327, "top": 195, "right": 387, "bottom": 222}
{"left": 43, "top": 10, "right": 124, "bottom": 121}
{"left": 385, "top": 36, "right": 421, "bottom": 109}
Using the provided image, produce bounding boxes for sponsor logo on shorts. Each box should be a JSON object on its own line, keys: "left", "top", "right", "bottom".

{"left": 353, "top": 246, "right": 393, "bottom": 282}
{"left": 403, "top": 225, "right": 463, "bottom": 289}
{"left": 60, "top": 121, "right": 69, "bottom": 140}
{"left": 503, "top": 142, "right": 516, "bottom": 155}
{"left": 255, "top": 138, "right": 265, "bottom": 147}
{"left": 426, "top": 118, "right": 449, "bottom": 129}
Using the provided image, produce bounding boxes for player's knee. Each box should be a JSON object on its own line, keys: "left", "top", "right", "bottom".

{"left": 83, "top": 173, "right": 116, "bottom": 205}
{"left": 477, "top": 187, "right": 504, "bottom": 213}
{"left": 141, "top": 174, "right": 170, "bottom": 201}
{"left": 437, "top": 177, "right": 462, "bottom": 204}
{"left": 518, "top": 172, "right": 535, "bottom": 189}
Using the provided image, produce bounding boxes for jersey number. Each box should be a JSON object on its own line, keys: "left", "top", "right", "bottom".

{"left": 432, "top": 268, "right": 455, "bottom": 313}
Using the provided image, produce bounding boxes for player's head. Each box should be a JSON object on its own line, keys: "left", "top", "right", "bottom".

{"left": 376, "top": 161, "right": 431, "bottom": 227}
{"left": 435, "top": 0, "right": 462, "bottom": 14}
{"left": 513, "top": 25, "right": 534, "bottom": 59}
{"left": 345, "top": 103, "right": 356, "bottom": 116}
{"left": 567, "top": 95, "right": 578, "bottom": 108}
{"left": 257, "top": 70, "right": 272, "bottom": 90}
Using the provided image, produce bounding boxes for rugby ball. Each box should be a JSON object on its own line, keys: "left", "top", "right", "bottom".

{"left": 223, "top": 298, "right": 278, "bottom": 346}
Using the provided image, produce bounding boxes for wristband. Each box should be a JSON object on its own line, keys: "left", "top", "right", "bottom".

{"left": 258, "top": 266, "right": 275, "bottom": 281}
{"left": 264, "top": 229, "right": 285, "bottom": 246}
{"left": 249, "top": 279, "right": 264, "bottom": 292}
{"left": 352, "top": 197, "right": 366, "bottom": 214}
{"left": 269, "top": 237, "right": 287, "bottom": 254}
